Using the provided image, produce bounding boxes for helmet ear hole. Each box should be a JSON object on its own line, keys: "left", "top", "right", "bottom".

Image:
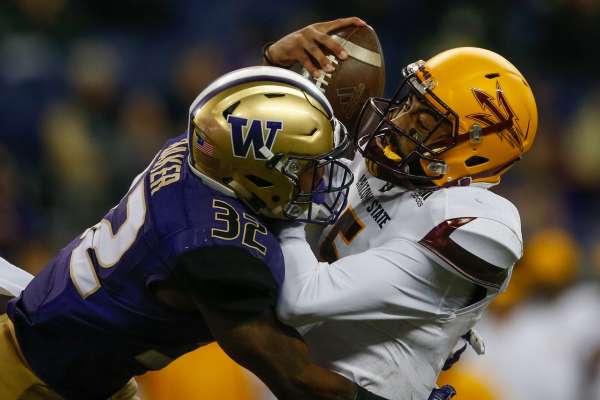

{"left": 485, "top": 73, "right": 500, "bottom": 79}
{"left": 465, "top": 156, "right": 489, "bottom": 167}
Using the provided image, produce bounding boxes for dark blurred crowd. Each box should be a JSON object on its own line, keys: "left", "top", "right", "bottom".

{"left": 1, "top": 0, "right": 599, "bottom": 275}
{"left": 1, "top": 1, "right": 600, "bottom": 399}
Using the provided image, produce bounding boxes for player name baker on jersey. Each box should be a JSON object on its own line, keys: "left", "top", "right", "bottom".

{"left": 356, "top": 174, "right": 391, "bottom": 228}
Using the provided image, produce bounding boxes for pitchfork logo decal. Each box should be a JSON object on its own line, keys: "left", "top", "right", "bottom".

{"left": 467, "top": 82, "right": 525, "bottom": 151}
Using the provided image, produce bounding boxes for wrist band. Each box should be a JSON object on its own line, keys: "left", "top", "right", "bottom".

{"left": 262, "top": 41, "right": 292, "bottom": 68}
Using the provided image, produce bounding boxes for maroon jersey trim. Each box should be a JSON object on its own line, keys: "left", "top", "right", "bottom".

{"left": 418, "top": 217, "right": 508, "bottom": 289}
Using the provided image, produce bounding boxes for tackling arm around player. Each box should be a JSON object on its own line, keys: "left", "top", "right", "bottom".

{"left": 264, "top": 18, "right": 537, "bottom": 400}
{"left": 0, "top": 66, "right": 390, "bottom": 399}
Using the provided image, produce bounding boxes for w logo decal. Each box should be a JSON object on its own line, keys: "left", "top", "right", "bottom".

{"left": 227, "top": 115, "right": 283, "bottom": 159}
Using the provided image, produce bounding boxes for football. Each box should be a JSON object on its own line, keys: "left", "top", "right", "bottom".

{"left": 298, "top": 24, "right": 386, "bottom": 132}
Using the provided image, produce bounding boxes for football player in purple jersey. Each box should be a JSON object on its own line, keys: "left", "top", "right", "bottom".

{"left": 0, "top": 66, "right": 393, "bottom": 400}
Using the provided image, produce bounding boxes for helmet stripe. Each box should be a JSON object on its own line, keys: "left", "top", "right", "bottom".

{"left": 189, "top": 66, "right": 333, "bottom": 118}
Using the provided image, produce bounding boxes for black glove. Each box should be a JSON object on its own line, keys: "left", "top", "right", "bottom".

{"left": 355, "top": 385, "right": 390, "bottom": 400}
{"left": 428, "top": 384, "right": 456, "bottom": 400}
{"left": 356, "top": 383, "right": 456, "bottom": 400}
{"left": 442, "top": 342, "right": 467, "bottom": 371}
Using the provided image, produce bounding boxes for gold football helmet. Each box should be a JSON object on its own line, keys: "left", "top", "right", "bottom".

{"left": 188, "top": 66, "right": 353, "bottom": 223}
{"left": 355, "top": 47, "right": 538, "bottom": 188}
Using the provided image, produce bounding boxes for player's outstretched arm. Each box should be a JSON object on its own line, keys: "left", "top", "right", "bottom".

{"left": 201, "top": 305, "right": 386, "bottom": 400}
{"left": 263, "top": 17, "right": 366, "bottom": 77}
{"left": 276, "top": 223, "right": 454, "bottom": 326}
{"left": 174, "top": 245, "right": 388, "bottom": 400}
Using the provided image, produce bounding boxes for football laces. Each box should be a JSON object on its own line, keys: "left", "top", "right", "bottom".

{"left": 302, "top": 55, "right": 338, "bottom": 93}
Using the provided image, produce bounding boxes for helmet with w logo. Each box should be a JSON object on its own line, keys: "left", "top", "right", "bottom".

{"left": 355, "top": 47, "right": 538, "bottom": 188}
{"left": 188, "top": 66, "right": 353, "bottom": 224}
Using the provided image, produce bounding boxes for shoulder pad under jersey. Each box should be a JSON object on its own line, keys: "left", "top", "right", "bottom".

{"left": 417, "top": 186, "right": 523, "bottom": 290}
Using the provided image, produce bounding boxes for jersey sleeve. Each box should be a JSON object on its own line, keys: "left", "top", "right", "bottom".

{"left": 419, "top": 211, "right": 523, "bottom": 292}
{"left": 151, "top": 184, "right": 285, "bottom": 315}
{"left": 176, "top": 245, "right": 279, "bottom": 315}
{"left": 276, "top": 223, "right": 475, "bottom": 327}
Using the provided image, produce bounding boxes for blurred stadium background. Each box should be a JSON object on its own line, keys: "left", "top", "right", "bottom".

{"left": 1, "top": 0, "right": 599, "bottom": 399}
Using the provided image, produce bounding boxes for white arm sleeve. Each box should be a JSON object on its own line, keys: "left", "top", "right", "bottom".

{"left": 0, "top": 256, "right": 33, "bottom": 296}
{"left": 276, "top": 224, "right": 472, "bottom": 327}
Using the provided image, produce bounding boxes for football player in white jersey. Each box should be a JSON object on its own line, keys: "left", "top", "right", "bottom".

{"left": 264, "top": 20, "right": 538, "bottom": 400}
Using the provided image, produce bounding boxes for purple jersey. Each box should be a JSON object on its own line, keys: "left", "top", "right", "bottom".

{"left": 7, "top": 134, "right": 284, "bottom": 399}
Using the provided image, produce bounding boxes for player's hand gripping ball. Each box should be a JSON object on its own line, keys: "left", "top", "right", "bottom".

{"left": 300, "top": 24, "right": 386, "bottom": 131}
{"left": 264, "top": 18, "right": 385, "bottom": 131}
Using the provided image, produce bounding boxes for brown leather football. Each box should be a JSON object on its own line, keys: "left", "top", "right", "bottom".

{"left": 298, "top": 25, "right": 386, "bottom": 132}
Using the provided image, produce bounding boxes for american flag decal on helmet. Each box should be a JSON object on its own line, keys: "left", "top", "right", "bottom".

{"left": 467, "top": 82, "right": 524, "bottom": 151}
{"left": 196, "top": 133, "right": 215, "bottom": 156}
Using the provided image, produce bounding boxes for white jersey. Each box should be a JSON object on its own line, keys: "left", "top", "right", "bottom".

{"left": 276, "top": 154, "right": 523, "bottom": 400}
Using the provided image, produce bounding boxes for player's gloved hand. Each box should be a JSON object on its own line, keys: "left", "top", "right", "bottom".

{"left": 428, "top": 385, "right": 456, "bottom": 400}
{"left": 443, "top": 329, "right": 486, "bottom": 371}
{"left": 263, "top": 17, "right": 366, "bottom": 77}
{"left": 442, "top": 341, "right": 467, "bottom": 371}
